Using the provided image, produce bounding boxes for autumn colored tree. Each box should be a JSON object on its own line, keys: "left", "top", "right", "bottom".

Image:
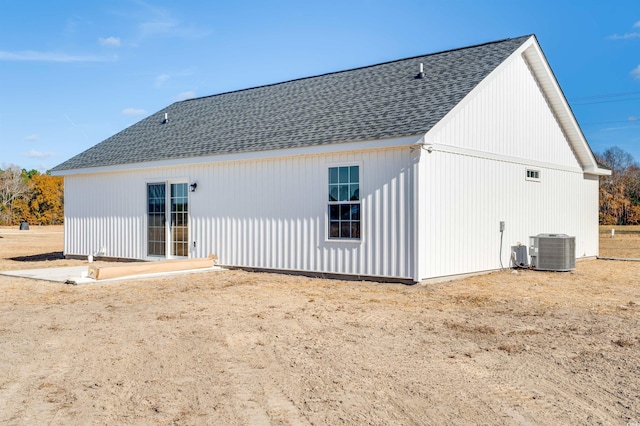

{"left": 0, "top": 165, "right": 30, "bottom": 225}
{"left": 27, "top": 173, "right": 64, "bottom": 224}
{"left": 597, "top": 146, "right": 640, "bottom": 225}
{"left": 0, "top": 167, "right": 64, "bottom": 225}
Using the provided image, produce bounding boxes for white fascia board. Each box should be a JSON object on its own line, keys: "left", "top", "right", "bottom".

{"left": 519, "top": 37, "right": 605, "bottom": 175}
{"left": 584, "top": 166, "right": 611, "bottom": 176}
{"left": 51, "top": 134, "right": 424, "bottom": 176}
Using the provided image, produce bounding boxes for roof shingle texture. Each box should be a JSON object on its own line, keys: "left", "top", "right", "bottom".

{"left": 53, "top": 35, "right": 530, "bottom": 171}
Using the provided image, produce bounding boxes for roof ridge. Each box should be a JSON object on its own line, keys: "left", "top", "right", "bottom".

{"left": 174, "top": 34, "right": 534, "bottom": 106}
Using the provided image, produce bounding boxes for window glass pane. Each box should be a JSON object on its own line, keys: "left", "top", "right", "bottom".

{"left": 339, "top": 184, "right": 349, "bottom": 202}
{"left": 339, "top": 167, "right": 349, "bottom": 183}
{"left": 350, "top": 184, "right": 359, "bottom": 201}
{"left": 329, "top": 167, "right": 339, "bottom": 184}
{"left": 350, "top": 166, "right": 359, "bottom": 183}
{"left": 329, "top": 205, "right": 339, "bottom": 220}
{"left": 351, "top": 204, "right": 360, "bottom": 220}
{"left": 340, "top": 204, "right": 351, "bottom": 220}
{"left": 351, "top": 222, "right": 360, "bottom": 239}
{"left": 329, "top": 221, "right": 340, "bottom": 238}
{"left": 340, "top": 222, "right": 351, "bottom": 238}
{"left": 329, "top": 185, "right": 339, "bottom": 201}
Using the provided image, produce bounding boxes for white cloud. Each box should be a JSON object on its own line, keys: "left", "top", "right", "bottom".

{"left": 140, "top": 20, "right": 176, "bottom": 37}
{"left": 609, "top": 21, "right": 640, "bottom": 39}
{"left": 175, "top": 90, "right": 195, "bottom": 101}
{"left": 155, "top": 69, "right": 196, "bottom": 88}
{"left": 630, "top": 116, "right": 639, "bottom": 122}
{"left": 99, "top": 36, "right": 121, "bottom": 47}
{"left": 24, "top": 149, "right": 55, "bottom": 159}
{"left": 140, "top": 21, "right": 210, "bottom": 40}
{"left": 24, "top": 134, "right": 39, "bottom": 142}
{"left": 608, "top": 32, "right": 640, "bottom": 40}
{"left": 135, "top": 3, "right": 210, "bottom": 40}
{"left": 122, "top": 107, "right": 146, "bottom": 116}
{"left": 632, "top": 65, "right": 640, "bottom": 79}
{"left": 0, "top": 50, "right": 114, "bottom": 62}
{"left": 156, "top": 73, "right": 170, "bottom": 86}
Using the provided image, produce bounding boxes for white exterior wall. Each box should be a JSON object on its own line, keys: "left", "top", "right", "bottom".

{"left": 437, "top": 52, "right": 582, "bottom": 166}
{"left": 416, "top": 50, "right": 600, "bottom": 280}
{"left": 64, "top": 146, "right": 418, "bottom": 279}
{"left": 416, "top": 151, "right": 598, "bottom": 280}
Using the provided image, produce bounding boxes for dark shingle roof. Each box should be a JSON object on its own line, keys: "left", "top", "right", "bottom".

{"left": 53, "top": 35, "right": 531, "bottom": 171}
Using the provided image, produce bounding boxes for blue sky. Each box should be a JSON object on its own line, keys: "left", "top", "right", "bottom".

{"left": 1, "top": 0, "right": 639, "bottom": 171}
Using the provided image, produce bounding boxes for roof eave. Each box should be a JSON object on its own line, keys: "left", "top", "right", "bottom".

{"left": 584, "top": 166, "right": 612, "bottom": 176}
{"left": 50, "top": 134, "right": 424, "bottom": 176}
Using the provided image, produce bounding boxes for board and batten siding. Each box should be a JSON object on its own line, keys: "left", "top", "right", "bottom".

{"left": 64, "top": 173, "right": 146, "bottom": 260}
{"left": 63, "top": 146, "right": 418, "bottom": 280}
{"left": 416, "top": 150, "right": 598, "bottom": 280}
{"left": 433, "top": 49, "right": 583, "bottom": 168}
{"left": 416, "top": 47, "right": 599, "bottom": 280}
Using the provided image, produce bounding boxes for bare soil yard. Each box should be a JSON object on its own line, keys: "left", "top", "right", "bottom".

{"left": 0, "top": 226, "right": 639, "bottom": 425}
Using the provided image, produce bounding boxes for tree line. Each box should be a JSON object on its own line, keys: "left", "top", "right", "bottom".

{"left": 596, "top": 146, "right": 640, "bottom": 225}
{"left": 0, "top": 165, "right": 63, "bottom": 225}
{"left": 0, "top": 146, "right": 638, "bottom": 226}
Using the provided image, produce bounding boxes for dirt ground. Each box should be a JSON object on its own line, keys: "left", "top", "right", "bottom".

{"left": 600, "top": 225, "right": 640, "bottom": 259}
{"left": 0, "top": 226, "right": 639, "bottom": 425}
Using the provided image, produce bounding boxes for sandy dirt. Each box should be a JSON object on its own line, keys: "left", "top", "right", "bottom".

{"left": 0, "top": 226, "right": 639, "bottom": 425}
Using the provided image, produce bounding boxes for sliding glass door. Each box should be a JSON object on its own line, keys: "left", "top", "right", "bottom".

{"left": 147, "top": 182, "right": 188, "bottom": 258}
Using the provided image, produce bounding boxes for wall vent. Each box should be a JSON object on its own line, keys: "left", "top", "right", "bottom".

{"left": 529, "top": 234, "right": 575, "bottom": 271}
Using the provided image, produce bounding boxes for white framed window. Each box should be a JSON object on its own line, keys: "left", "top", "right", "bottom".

{"left": 526, "top": 169, "right": 540, "bottom": 181}
{"left": 328, "top": 165, "right": 360, "bottom": 239}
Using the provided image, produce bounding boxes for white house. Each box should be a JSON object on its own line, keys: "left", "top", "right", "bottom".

{"left": 51, "top": 35, "right": 609, "bottom": 282}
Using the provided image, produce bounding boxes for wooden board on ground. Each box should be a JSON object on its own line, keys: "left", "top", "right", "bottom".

{"left": 88, "top": 256, "right": 216, "bottom": 280}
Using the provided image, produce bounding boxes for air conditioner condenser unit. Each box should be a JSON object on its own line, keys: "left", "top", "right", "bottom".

{"left": 529, "top": 234, "right": 575, "bottom": 271}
